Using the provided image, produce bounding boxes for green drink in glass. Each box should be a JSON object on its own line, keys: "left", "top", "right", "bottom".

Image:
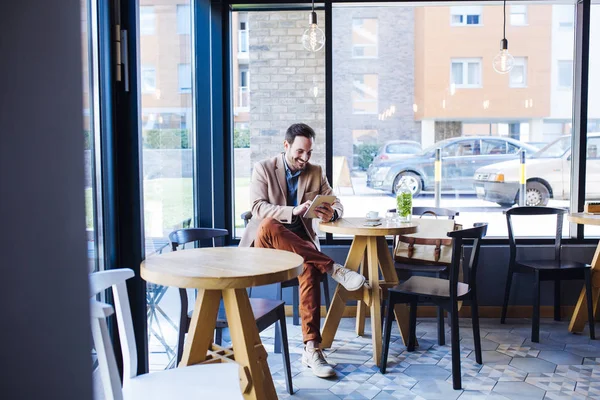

{"left": 396, "top": 180, "right": 413, "bottom": 222}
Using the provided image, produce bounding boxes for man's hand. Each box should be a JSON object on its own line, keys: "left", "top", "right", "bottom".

{"left": 292, "top": 200, "right": 312, "bottom": 217}
{"left": 315, "top": 202, "right": 335, "bottom": 222}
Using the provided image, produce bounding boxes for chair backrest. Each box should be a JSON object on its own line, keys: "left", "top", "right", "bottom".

{"left": 241, "top": 211, "right": 253, "bottom": 227}
{"left": 504, "top": 206, "right": 565, "bottom": 262}
{"left": 387, "top": 206, "right": 459, "bottom": 219}
{"left": 169, "top": 228, "right": 229, "bottom": 251}
{"left": 90, "top": 299, "right": 124, "bottom": 400}
{"left": 447, "top": 224, "right": 488, "bottom": 296}
{"left": 89, "top": 269, "right": 137, "bottom": 399}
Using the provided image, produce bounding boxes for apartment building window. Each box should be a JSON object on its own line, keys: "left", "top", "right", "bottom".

{"left": 558, "top": 60, "right": 573, "bottom": 89}
{"left": 178, "top": 63, "right": 192, "bottom": 93}
{"left": 558, "top": 10, "right": 574, "bottom": 29}
{"left": 510, "top": 57, "right": 527, "bottom": 87}
{"left": 352, "top": 18, "right": 378, "bottom": 58}
{"left": 239, "top": 21, "right": 249, "bottom": 53}
{"left": 177, "top": 4, "right": 191, "bottom": 35}
{"left": 451, "top": 58, "right": 482, "bottom": 88}
{"left": 140, "top": 6, "right": 155, "bottom": 35}
{"left": 141, "top": 65, "right": 156, "bottom": 93}
{"left": 450, "top": 6, "right": 482, "bottom": 26}
{"left": 239, "top": 68, "right": 249, "bottom": 108}
{"left": 352, "top": 74, "right": 378, "bottom": 114}
{"left": 510, "top": 5, "right": 528, "bottom": 25}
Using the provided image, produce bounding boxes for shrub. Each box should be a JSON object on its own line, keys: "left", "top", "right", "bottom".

{"left": 354, "top": 143, "right": 380, "bottom": 170}
{"left": 234, "top": 127, "right": 250, "bottom": 148}
{"left": 142, "top": 129, "right": 190, "bottom": 149}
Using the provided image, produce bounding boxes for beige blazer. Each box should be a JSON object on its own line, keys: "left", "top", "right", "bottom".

{"left": 239, "top": 154, "right": 343, "bottom": 250}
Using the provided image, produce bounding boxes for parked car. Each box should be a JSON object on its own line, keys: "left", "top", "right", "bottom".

{"left": 474, "top": 134, "right": 600, "bottom": 207}
{"left": 370, "top": 140, "right": 422, "bottom": 166}
{"left": 366, "top": 136, "right": 538, "bottom": 196}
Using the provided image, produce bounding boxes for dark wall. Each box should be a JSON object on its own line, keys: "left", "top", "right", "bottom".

{"left": 252, "top": 244, "right": 598, "bottom": 307}
{"left": 0, "top": 1, "right": 92, "bottom": 399}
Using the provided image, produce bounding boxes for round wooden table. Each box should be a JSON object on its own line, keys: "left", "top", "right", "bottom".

{"left": 319, "top": 218, "right": 417, "bottom": 367}
{"left": 141, "top": 247, "right": 303, "bottom": 400}
{"left": 568, "top": 213, "right": 600, "bottom": 334}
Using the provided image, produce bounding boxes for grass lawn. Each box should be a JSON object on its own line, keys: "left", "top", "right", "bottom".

{"left": 85, "top": 177, "right": 251, "bottom": 232}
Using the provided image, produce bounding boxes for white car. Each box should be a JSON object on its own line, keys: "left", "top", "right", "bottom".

{"left": 474, "top": 134, "right": 600, "bottom": 206}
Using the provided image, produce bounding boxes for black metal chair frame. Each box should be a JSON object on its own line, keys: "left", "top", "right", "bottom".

{"left": 500, "top": 206, "right": 595, "bottom": 343}
{"left": 241, "top": 211, "right": 332, "bottom": 326}
{"left": 381, "top": 224, "right": 487, "bottom": 390}
{"left": 388, "top": 206, "right": 459, "bottom": 346}
{"left": 169, "top": 228, "right": 294, "bottom": 394}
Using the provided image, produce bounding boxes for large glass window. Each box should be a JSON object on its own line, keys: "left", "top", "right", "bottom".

{"left": 231, "top": 10, "right": 326, "bottom": 238}
{"left": 333, "top": 3, "right": 575, "bottom": 237}
{"left": 139, "top": 0, "right": 195, "bottom": 370}
{"left": 81, "top": 0, "right": 103, "bottom": 273}
{"left": 585, "top": 4, "right": 600, "bottom": 237}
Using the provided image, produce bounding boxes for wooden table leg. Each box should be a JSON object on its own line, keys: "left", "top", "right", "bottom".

{"left": 223, "top": 288, "right": 277, "bottom": 400}
{"left": 569, "top": 242, "right": 600, "bottom": 333}
{"left": 367, "top": 236, "right": 384, "bottom": 366}
{"left": 356, "top": 252, "right": 369, "bottom": 336}
{"left": 179, "top": 289, "right": 221, "bottom": 367}
{"left": 322, "top": 236, "right": 367, "bottom": 348}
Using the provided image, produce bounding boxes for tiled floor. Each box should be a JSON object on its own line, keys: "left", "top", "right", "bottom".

{"left": 253, "top": 317, "right": 600, "bottom": 399}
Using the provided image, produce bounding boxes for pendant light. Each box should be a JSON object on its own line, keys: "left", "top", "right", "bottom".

{"left": 301, "top": 0, "right": 325, "bottom": 52}
{"left": 493, "top": 0, "right": 515, "bottom": 74}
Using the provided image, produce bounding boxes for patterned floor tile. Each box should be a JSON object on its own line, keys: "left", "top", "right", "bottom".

{"left": 448, "top": 374, "right": 497, "bottom": 392}
{"left": 495, "top": 344, "right": 539, "bottom": 358}
{"left": 468, "top": 350, "right": 512, "bottom": 365}
{"left": 410, "top": 379, "right": 463, "bottom": 400}
{"left": 537, "top": 350, "right": 583, "bottom": 365}
{"left": 525, "top": 373, "right": 576, "bottom": 391}
{"left": 574, "top": 380, "right": 600, "bottom": 397}
{"left": 466, "top": 364, "right": 527, "bottom": 382}
{"left": 492, "top": 381, "right": 546, "bottom": 400}
{"left": 509, "top": 357, "right": 556, "bottom": 373}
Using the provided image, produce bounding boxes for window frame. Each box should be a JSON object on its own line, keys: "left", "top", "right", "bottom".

{"left": 178, "top": 63, "right": 192, "bottom": 93}
{"left": 510, "top": 57, "right": 528, "bottom": 88}
{"left": 351, "top": 18, "right": 378, "bottom": 59}
{"left": 510, "top": 5, "right": 528, "bottom": 26}
{"left": 450, "top": 58, "right": 482, "bottom": 88}
{"left": 450, "top": 6, "right": 483, "bottom": 26}
{"left": 139, "top": 6, "right": 155, "bottom": 36}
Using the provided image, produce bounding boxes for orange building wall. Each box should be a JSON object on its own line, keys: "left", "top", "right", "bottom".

{"left": 414, "top": 5, "right": 551, "bottom": 121}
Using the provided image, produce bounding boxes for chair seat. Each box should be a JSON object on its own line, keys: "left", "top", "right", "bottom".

{"left": 395, "top": 262, "right": 448, "bottom": 274}
{"left": 517, "top": 259, "right": 590, "bottom": 271}
{"left": 392, "top": 276, "right": 470, "bottom": 299}
{"left": 188, "top": 298, "right": 285, "bottom": 326}
{"left": 123, "top": 363, "right": 243, "bottom": 399}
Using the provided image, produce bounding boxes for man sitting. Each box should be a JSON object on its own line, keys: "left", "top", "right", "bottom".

{"left": 239, "top": 123, "right": 365, "bottom": 378}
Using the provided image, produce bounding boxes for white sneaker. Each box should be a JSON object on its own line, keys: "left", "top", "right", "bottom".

{"left": 330, "top": 263, "right": 365, "bottom": 291}
{"left": 302, "top": 346, "right": 336, "bottom": 378}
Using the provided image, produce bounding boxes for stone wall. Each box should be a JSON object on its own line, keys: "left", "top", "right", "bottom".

{"left": 248, "top": 11, "right": 326, "bottom": 167}
{"left": 332, "top": 8, "right": 421, "bottom": 165}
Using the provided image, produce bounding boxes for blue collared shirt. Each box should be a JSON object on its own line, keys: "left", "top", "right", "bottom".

{"left": 283, "top": 155, "right": 302, "bottom": 207}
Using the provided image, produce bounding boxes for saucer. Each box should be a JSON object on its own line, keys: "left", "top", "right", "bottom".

{"left": 365, "top": 217, "right": 382, "bottom": 222}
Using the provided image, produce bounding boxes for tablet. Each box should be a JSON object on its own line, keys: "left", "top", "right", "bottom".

{"left": 303, "top": 195, "right": 337, "bottom": 219}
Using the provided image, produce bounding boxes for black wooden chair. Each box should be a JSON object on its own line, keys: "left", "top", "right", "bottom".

{"left": 388, "top": 206, "right": 459, "bottom": 345}
{"left": 169, "top": 228, "right": 294, "bottom": 394}
{"left": 500, "top": 206, "right": 595, "bottom": 343}
{"left": 381, "top": 224, "right": 488, "bottom": 390}
{"left": 241, "top": 211, "right": 331, "bottom": 326}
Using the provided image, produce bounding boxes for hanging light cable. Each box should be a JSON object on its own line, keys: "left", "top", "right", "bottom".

{"left": 493, "top": 0, "right": 515, "bottom": 74}
{"left": 301, "top": 0, "right": 325, "bottom": 52}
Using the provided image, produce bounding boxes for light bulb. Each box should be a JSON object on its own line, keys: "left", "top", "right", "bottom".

{"left": 493, "top": 39, "right": 515, "bottom": 74}
{"left": 302, "top": 12, "right": 325, "bottom": 52}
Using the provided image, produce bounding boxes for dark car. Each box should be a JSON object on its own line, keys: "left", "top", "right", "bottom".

{"left": 370, "top": 140, "right": 422, "bottom": 166}
{"left": 366, "top": 136, "right": 538, "bottom": 196}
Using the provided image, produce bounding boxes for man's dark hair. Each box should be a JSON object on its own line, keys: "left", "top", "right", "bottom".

{"left": 285, "top": 123, "right": 316, "bottom": 145}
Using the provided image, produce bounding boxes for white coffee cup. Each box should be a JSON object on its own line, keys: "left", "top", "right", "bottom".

{"left": 366, "top": 211, "right": 379, "bottom": 219}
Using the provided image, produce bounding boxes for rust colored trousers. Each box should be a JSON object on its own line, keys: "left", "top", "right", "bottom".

{"left": 254, "top": 217, "right": 334, "bottom": 343}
